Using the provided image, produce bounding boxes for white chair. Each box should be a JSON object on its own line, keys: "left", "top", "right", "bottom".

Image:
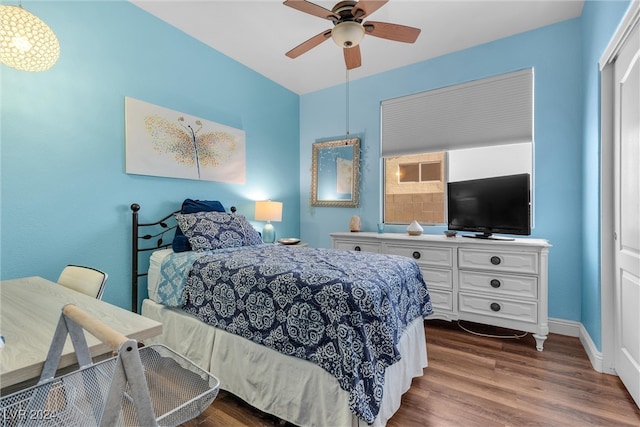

{"left": 57, "top": 265, "right": 108, "bottom": 299}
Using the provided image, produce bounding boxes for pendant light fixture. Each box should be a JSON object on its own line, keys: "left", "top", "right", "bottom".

{"left": 0, "top": 4, "right": 60, "bottom": 72}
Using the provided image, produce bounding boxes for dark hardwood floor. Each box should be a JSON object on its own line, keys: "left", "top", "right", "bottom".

{"left": 184, "top": 320, "right": 640, "bottom": 427}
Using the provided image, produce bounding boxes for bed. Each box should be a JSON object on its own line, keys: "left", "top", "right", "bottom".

{"left": 131, "top": 201, "right": 433, "bottom": 426}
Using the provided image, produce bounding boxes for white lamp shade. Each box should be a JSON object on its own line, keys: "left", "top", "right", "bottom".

{"left": 331, "top": 21, "right": 365, "bottom": 48}
{"left": 255, "top": 200, "right": 283, "bottom": 222}
{"left": 0, "top": 5, "right": 60, "bottom": 72}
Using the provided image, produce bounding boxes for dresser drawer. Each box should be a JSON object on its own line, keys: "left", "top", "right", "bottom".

{"left": 459, "top": 270, "right": 537, "bottom": 299}
{"left": 386, "top": 244, "right": 453, "bottom": 269}
{"left": 422, "top": 268, "right": 453, "bottom": 290}
{"left": 428, "top": 289, "right": 453, "bottom": 311}
{"left": 333, "top": 241, "right": 381, "bottom": 253}
{"left": 459, "top": 293, "right": 537, "bottom": 324}
{"left": 458, "top": 248, "right": 538, "bottom": 274}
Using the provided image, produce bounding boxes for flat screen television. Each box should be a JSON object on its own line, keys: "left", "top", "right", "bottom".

{"left": 447, "top": 173, "right": 531, "bottom": 240}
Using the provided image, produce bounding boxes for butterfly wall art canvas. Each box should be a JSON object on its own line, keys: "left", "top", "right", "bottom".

{"left": 125, "top": 97, "right": 246, "bottom": 183}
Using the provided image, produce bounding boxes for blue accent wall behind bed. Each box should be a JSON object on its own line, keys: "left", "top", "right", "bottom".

{"left": 0, "top": 1, "right": 300, "bottom": 310}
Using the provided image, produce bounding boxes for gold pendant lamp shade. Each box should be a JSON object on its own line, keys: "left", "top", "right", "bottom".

{"left": 0, "top": 5, "right": 60, "bottom": 72}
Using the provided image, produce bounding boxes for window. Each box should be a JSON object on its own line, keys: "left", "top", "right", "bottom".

{"left": 381, "top": 69, "right": 534, "bottom": 226}
{"left": 383, "top": 143, "right": 532, "bottom": 225}
{"left": 397, "top": 161, "right": 441, "bottom": 183}
{"left": 384, "top": 152, "right": 446, "bottom": 224}
{"left": 398, "top": 163, "right": 420, "bottom": 183}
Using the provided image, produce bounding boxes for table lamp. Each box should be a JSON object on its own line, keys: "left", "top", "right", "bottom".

{"left": 255, "top": 200, "right": 282, "bottom": 243}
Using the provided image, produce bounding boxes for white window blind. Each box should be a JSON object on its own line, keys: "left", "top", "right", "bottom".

{"left": 381, "top": 68, "right": 533, "bottom": 157}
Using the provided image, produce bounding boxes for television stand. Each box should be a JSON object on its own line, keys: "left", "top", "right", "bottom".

{"left": 462, "top": 233, "right": 515, "bottom": 241}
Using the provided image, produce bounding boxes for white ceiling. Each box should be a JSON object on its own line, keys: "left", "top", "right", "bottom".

{"left": 131, "top": 0, "right": 584, "bottom": 95}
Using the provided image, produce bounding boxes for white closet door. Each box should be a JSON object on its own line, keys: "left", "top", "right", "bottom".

{"left": 614, "top": 20, "right": 640, "bottom": 409}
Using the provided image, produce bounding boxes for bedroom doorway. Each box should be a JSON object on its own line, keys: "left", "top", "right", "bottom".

{"left": 600, "top": 0, "right": 640, "bottom": 409}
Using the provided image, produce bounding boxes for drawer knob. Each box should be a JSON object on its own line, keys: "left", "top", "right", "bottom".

{"left": 490, "top": 256, "right": 502, "bottom": 265}
{"left": 490, "top": 302, "right": 501, "bottom": 312}
{"left": 412, "top": 251, "right": 421, "bottom": 259}
{"left": 490, "top": 279, "right": 501, "bottom": 288}
{"left": 354, "top": 246, "right": 361, "bottom": 251}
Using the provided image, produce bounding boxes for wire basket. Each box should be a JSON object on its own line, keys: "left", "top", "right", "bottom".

{"left": 0, "top": 344, "right": 219, "bottom": 427}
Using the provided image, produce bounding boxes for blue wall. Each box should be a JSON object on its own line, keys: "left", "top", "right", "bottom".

{"left": 579, "top": 0, "right": 631, "bottom": 349}
{"left": 0, "top": 1, "right": 300, "bottom": 310}
{"left": 299, "top": 1, "right": 631, "bottom": 342}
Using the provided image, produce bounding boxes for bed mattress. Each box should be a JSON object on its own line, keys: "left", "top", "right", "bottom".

{"left": 147, "top": 248, "right": 173, "bottom": 302}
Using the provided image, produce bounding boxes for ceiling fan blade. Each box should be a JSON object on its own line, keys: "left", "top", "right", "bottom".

{"left": 286, "top": 29, "right": 333, "bottom": 59}
{"left": 363, "top": 21, "right": 421, "bottom": 43}
{"left": 283, "top": 0, "right": 339, "bottom": 22}
{"left": 352, "top": 0, "right": 388, "bottom": 19}
{"left": 344, "top": 45, "right": 362, "bottom": 70}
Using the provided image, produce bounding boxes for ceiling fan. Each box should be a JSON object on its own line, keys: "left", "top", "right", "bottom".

{"left": 284, "top": 0, "right": 421, "bottom": 70}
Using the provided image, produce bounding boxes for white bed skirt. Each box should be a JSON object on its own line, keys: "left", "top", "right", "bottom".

{"left": 142, "top": 299, "right": 427, "bottom": 426}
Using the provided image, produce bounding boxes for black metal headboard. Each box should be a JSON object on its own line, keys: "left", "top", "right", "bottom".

{"left": 130, "top": 203, "right": 236, "bottom": 313}
{"left": 130, "top": 203, "right": 178, "bottom": 313}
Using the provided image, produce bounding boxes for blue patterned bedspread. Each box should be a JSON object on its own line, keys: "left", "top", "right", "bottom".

{"left": 157, "top": 245, "right": 432, "bottom": 423}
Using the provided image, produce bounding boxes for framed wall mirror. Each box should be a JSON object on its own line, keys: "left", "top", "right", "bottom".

{"left": 311, "top": 137, "right": 360, "bottom": 207}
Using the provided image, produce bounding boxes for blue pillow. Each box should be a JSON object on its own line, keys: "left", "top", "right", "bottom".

{"left": 172, "top": 199, "right": 225, "bottom": 252}
{"left": 181, "top": 199, "right": 225, "bottom": 214}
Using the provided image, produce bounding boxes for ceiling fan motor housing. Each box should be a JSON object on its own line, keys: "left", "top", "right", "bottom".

{"left": 332, "top": 1, "right": 360, "bottom": 18}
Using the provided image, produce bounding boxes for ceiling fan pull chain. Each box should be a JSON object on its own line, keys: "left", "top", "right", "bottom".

{"left": 346, "top": 68, "right": 350, "bottom": 135}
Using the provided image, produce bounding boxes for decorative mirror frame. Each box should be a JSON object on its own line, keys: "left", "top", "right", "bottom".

{"left": 311, "top": 137, "right": 360, "bottom": 207}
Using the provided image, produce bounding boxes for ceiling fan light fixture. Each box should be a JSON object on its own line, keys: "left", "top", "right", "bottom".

{"left": 331, "top": 21, "right": 365, "bottom": 48}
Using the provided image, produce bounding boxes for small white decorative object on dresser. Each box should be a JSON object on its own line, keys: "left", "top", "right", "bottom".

{"left": 331, "top": 232, "right": 551, "bottom": 351}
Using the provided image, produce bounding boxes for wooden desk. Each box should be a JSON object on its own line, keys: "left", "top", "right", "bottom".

{"left": 0, "top": 276, "right": 162, "bottom": 395}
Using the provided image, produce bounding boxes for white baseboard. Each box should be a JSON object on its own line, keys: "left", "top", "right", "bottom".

{"left": 548, "top": 317, "right": 580, "bottom": 337}
{"left": 578, "top": 323, "right": 604, "bottom": 373}
{"left": 548, "top": 318, "right": 604, "bottom": 373}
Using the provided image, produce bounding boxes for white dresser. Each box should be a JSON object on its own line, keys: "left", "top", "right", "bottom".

{"left": 331, "top": 232, "right": 551, "bottom": 351}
